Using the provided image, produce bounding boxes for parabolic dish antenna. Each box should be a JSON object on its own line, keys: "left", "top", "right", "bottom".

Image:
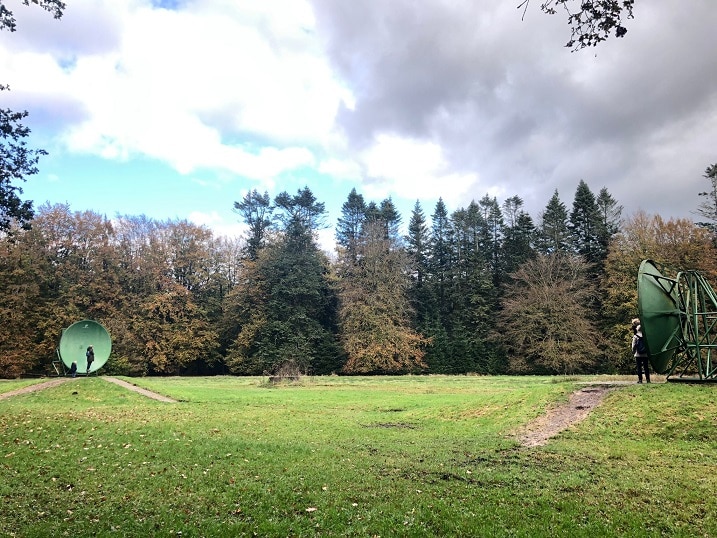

{"left": 58, "top": 319, "right": 112, "bottom": 374}
{"left": 637, "top": 260, "right": 717, "bottom": 381}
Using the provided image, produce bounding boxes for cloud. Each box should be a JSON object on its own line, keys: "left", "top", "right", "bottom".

{"left": 3, "top": 0, "right": 717, "bottom": 226}
{"left": 0, "top": 0, "right": 351, "bottom": 184}
{"left": 361, "top": 134, "right": 478, "bottom": 205}
{"left": 310, "top": 0, "right": 717, "bottom": 217}
{"left": 188, "top": 210, "right": 246, "bottom": 240}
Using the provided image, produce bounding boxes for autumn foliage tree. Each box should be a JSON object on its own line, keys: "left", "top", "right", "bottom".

{"left": 339, "top": 220, "right": 428, "bottom": 374}
{"left": 498, "top": 253, "right": 603, "bottom": 374}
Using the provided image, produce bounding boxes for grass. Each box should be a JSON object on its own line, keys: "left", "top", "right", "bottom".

{"left": 0, "top": 378, "right": 52, "bottom": 393}
{"left": 1, "top": 375, "right": 716, "bottom": 537}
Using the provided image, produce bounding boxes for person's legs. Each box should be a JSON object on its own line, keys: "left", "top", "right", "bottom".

{"left": 635, "top": 356, "right": 643, "bottom": 383}
{"left": 641, "top": 357, "right": 651, "bottom": 383}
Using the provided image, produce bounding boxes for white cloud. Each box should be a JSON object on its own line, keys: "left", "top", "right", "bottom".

{"left": 188, "top": 210, "right": 246, "bottom": 239}
{"left": 0, "top": 0, "right": 352, "bottom": 183}
{"left": 361, "top": 134, "right": 478, "bottom": 205}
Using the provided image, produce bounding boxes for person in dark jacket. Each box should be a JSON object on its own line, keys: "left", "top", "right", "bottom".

{"left": 86, "top": 345, "right": 95, "bottom": 375}
{"left": 631, "top": 318, "right": 650, "bottom": 384}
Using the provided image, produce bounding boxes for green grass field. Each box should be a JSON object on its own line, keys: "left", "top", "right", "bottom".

{"left": 1, "top": 375, "right": 716, "bottom": 537}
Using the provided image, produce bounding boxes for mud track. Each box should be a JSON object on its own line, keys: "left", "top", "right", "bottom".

{"left": 0, "top": 376, "right": 176, "bottom": 403}
{"left": 516, "top": 384, "right": 621, "bottom": 447}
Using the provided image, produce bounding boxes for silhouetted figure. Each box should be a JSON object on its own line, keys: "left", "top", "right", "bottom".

{"left": 631, "top": 318, "right": 650, "bottom": 384}
{"left": 70, "top": 361, "right": 77, "bottom": 378}
{"left": 86, "top": 345, "right": 95, "bottom": 375}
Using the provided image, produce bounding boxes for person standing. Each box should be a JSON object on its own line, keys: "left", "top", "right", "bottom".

{"left": 631, "top": 318, "right": 650, "bottom": 383}
{"left": 86, "top": 345, "right": 95, "bottom": 375}
{"left": 70, "top": 361, "right": 77, "bottom": 378}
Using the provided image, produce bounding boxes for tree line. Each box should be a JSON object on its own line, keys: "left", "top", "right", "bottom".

{"left": 2, "top": 170, "right": 717, "bottom": 379}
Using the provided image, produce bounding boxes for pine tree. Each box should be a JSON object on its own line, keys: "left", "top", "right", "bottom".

{"left": 568, "top": 180, "right": 602, "bottom": 265}
{"left": 335, "top": 188, "right": 366, "bottom": 264}
{"left": 233, "top": 189, "right": 272, "bottom": 260}
{"left": 227, "top": 187, "right": 341, "bottom": 375}
{"left": 405, "top": 200, "right": 431, "bottom": 328}
{"left": 536, "top": 190, "right": 570, "bottom": 254}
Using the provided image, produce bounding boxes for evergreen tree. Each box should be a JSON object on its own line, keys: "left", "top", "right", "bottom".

{"left": 696, "top": 163, "right": 717, "bottom": 235}
{"left": 536, "top": 190, "right": 570, "bottom": 254}
{"left": 378, "top": 197, "right": 402, "bottom": 244}
{"left": 428, "top": 198, "right": 452, "bottom": 294}
{"left": 502, "top": 196, "right": 536, "bottom": 275}
{"left": 568, "top": 180, "right": 602, "bottom": 265}
{"left": 595, "top": 186, "right": 623, "bottom": 270}
{"left": 446, "top": 203, "right": 497, "bottom": 373}
{"left": 421, "top": 198, "right": 453, "bottom": 372}
{"left": 226, "top": 187, "right": 341, "bottom": 375}
{"left": 363, "top": 201, "right": 381, "bottom": 224}
{"left": 335, "top": 188, "right": 366, "bottom": 263}
{"left": 478, "top": 194, "right": 504, "bottom": 286}
{"left": 233, "top": 189, "right": 272, "bottom": 260}
{"left": 274, "top": 186, "right": 326, "bottom": 239}
{"left": 405, "top": 200, "right": 431, "bottom": 328}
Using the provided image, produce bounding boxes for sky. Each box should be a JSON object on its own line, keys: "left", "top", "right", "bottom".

{"left": 1, "top": 0, "right": 716, "bottom": 251}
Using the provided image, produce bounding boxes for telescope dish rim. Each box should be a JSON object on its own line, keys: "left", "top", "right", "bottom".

{"left": 58, "top": 319, "right": 112, "bottom": 373}
{"left": 637, "top": 259, "right": 681, "bottom": 374}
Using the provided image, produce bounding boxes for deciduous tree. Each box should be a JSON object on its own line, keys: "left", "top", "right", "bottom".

{"left": 0, "top": 86, "right": 46, "bottom": 232}
{"left": 1, "top": 1, "right": 65, "bottom": 232}
{"left": 499, "top": 253, "right": 602, "bottom": 374}
{"left": 519, "top": 0, "right": 634, "bottom": 50}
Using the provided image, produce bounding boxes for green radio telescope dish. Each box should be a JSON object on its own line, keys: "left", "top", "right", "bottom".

{"left": 637, "top": 260, "right": 717, "bottom": 381}
{"left": 58, "top": 320, "right": 112, "bottom": 374}
{"left": 637, "top": 260, "right": 682, "bottom": 374}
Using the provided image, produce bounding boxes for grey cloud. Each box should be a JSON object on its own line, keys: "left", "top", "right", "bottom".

{"left": 310, "top": 0, "right": 717, "bottom": 219}
{"left": 3, "top": 2, "right": 122, "bottom": 57}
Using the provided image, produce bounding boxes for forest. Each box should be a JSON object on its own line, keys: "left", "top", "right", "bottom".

{"left": 2, "top": 172, "right": 717, "bottom": 379}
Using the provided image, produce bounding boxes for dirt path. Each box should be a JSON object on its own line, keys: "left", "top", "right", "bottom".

{"left": 0, "top": 377, "right": 78, "bottom": 400}
{"left": 516, "top": 384, "right": 622, "bottom": 447}
{"left": 0, "top": 376, "right": 177, "bottom": 403}
{"left": 102, "top": 377, "right": 178, "bottom": 402}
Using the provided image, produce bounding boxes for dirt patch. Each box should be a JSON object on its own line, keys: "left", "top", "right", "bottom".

{"left": 0, "top": 376, "right": 177, "bottom": 403}
{"left": 102, "top": 377, "right": 177, "bottom": 402}
{"left": 0, "top": 377, "right": 78, "bottom": 400}
{"left": 515, "top": 384, "right": 618, "bottom": 447}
